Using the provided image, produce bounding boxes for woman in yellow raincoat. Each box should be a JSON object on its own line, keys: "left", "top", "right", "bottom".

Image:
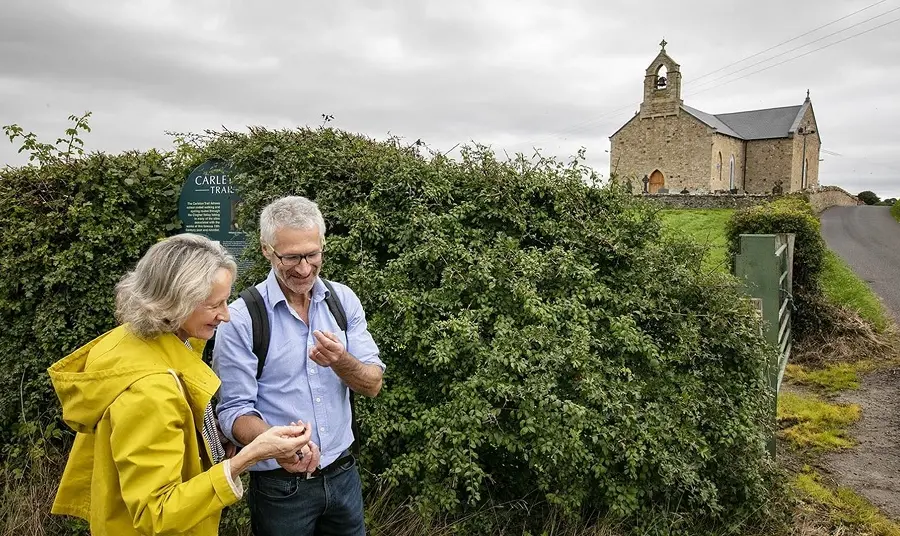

{"left": 48, "top": 234, "right": 316, "bottom": 535}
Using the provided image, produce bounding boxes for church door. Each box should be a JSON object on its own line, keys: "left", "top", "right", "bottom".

{"left": 649, "top": 170, "right": 665, "bottom": 194}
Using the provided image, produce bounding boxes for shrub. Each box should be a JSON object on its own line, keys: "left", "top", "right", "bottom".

{"left": 0, "top": 119, "right": 778, "bottom": 533}
{"left": 856, "top": 191, "right": 879, "bottom": 205}
{"left": 0, "top": 116, "right": 199, "bottom": 472}
{"left": 200, "top": 127, "right": 776, "bottom": 531}
{"left": 892, "top": 199, "right": 900, "bottom": 223}
{"left": 725, "top": 197, "right": 830, "bottom": 338}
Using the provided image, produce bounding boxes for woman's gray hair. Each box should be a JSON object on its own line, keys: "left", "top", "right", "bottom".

{"left": 115, "top": 233, "right": 237, "bottom": 339}
{"left": 259, "top": 196, "right": 326, "bottom": 246}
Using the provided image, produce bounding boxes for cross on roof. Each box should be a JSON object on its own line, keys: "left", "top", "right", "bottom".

{"left": 660, "top": 39, "right": 667, "bottom": 51}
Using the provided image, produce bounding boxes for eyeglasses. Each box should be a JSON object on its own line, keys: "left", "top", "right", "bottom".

{"left": 267, "top": 246, "right": 324, "bottom": 268}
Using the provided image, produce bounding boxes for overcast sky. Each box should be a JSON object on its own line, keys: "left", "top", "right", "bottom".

{"left": 1, "top": 0, "right": 898, "bottom": 198}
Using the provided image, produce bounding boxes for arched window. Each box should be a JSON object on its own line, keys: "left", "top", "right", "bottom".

{"left": 717, "top": 152, "right": 722, "bottom": 182}
{"left": 729, "top": 155, "right": 735, "bottom": 191}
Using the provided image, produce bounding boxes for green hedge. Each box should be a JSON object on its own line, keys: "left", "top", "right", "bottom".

{"left": 725, "top": 197, "right": 829, "bottom": 339}
{"left": 0, "top": 120, "right": 777, "bottom": 534}
{"left": 202, "top": 127, "right": 775, "bottom": 531}
{"left": 0, "top": 120, "right": 200, "bottom": 469}
{"left": 892, "top": 199, "right": 900, "bottom": 223}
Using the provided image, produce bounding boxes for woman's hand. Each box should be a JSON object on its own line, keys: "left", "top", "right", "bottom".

{"left": 250, "top": 423, "right": 312, "bottom": 460}
{"left": 229, "top": 423, "right": 310, "bottom": 477}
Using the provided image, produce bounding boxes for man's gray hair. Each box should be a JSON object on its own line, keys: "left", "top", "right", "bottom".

{"left": 114, "top": 233, "right": 237, "bottom": 339}
{"left": 259, "top": 196, "right": 327, "bottom": 246}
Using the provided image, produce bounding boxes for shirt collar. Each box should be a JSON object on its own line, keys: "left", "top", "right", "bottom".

{"left": 263, "top": 269, "right": 327, "bottom": 307}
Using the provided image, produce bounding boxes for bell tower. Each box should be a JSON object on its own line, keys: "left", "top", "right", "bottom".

{"left": 640, "top": 39, "right": 683, "bottom": 119}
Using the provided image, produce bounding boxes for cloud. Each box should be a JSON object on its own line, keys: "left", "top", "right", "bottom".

{"left": 1, "top": 0, "right": 897, "bottom": 197}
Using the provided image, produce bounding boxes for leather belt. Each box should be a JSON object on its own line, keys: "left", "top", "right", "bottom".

{"left": 254, "top": 450, "right": 353, "bottom": 480}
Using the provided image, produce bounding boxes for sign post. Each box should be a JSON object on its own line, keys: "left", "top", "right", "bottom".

{"left": 178, "top": 159, "right": 252, "bottom": 274}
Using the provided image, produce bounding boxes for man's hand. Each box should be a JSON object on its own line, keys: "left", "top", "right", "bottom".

{"left": 310, "top": 330, "right": 383, "bottom": 397}
{"left": 277, "top": 441, "right": 321, "bottom": 474}
{"left": 216, "top": 419, "right": 238, "bottom": 459}
{"left": 309, "top": 330, "right": 348, "bottom": 368}
{"left": 224, "top": 440, "right": 237, "bottom": 459}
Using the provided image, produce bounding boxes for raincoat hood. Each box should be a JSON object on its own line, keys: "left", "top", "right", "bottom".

{"left": 48, "top": 325, "right": 217, "bottom": 434}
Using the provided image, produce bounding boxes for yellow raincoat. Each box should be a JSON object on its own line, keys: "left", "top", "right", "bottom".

{"left": 48, "top": 325, "right": 240, "bottom": 535}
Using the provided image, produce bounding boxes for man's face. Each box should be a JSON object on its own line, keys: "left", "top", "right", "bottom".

{"left": 263, "top": 226, "right": 323, "bottom": 298}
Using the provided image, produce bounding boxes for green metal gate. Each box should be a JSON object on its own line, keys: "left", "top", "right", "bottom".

{"left": 733, "top": 233, "right": 795, "bottom": 456}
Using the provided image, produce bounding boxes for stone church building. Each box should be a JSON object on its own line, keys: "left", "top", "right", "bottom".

{"left": 609, "top": 42, "right": 821, "bottom": 194}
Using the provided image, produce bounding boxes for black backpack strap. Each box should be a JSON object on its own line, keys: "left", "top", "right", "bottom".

{"left": 321, "top": 279, "right": 360, "bottom": 458}
{"left": 239, "top": 286, "right": 270, "bottom": 380}
{"left": 322, "top": 279, "right": 348, "bottom": 332}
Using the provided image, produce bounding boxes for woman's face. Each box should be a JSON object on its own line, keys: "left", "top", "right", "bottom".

{"left": 177, "top": 267, "right": 233, "bottom": 341}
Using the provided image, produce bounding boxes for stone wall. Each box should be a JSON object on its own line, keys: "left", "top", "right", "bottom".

{"left": 641, "top": 185, "right": 860, "bottom": 213}
{"left": 744, "top": 138, "right": 794, "bottom": 194}
{"left": 644, "top": 193, "right": 779, "bottom": 210}
{"left": 806, "top": 186, "right": 860, "bottom": 213}
{"left": 610, "top": 110, "right": 713, "bottom": 193}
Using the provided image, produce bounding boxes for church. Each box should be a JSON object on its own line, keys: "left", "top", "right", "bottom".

{"left": 609, "top": 41, "right": 821, "bottom": 195}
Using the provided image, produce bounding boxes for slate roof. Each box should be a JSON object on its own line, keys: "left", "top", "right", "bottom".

{"left": 682, "top": 102, "right": 808, "bottom": 141}
{"left": 681, "top": 105, "right": 741, "bottom": 139}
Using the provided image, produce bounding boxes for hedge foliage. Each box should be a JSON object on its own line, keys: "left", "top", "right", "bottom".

{"left": 201, "top": 127, "right": 776, "bottom": 530}
{"left": 0, "top": 119, "right": 200, "bottom": 472}
{"left": 892, "top": 199, "right": 900, "bottom": 224}
{"left": 0, "top": 118, "right": 777, "bottom": 533}
{"left": 725, "top": 197, "right": 829, "bottom": 338}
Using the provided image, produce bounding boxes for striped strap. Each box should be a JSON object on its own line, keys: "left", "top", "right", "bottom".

{"left": 178, "top": 340, "right": 226, "bottom": 465}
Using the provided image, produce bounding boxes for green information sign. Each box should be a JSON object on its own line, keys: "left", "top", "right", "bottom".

{"left": 178, "top": 159, "right": 252, "bottom": 273}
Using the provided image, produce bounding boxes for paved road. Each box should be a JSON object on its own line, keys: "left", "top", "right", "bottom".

{"left": 820, "top": 206, "right": 900, "bottom": 321}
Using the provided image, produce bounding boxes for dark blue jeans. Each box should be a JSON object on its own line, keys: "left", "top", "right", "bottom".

{"left": 248, "top": 455, "right": 365, "bottom": 536}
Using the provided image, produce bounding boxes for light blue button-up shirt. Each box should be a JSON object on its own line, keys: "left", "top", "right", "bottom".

{"left": 212, "top": 270, "right": 384, "bottom": 471}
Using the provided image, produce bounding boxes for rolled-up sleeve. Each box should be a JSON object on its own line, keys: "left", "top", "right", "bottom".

{"left": 342, "top": 287, "right": 385, "bottom": 372}
{"left": 212, "top": 304, "right": 264, "bottom": 447}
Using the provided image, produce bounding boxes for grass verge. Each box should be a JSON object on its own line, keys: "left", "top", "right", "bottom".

{"left": 793, "top": 468, "right": 900, "bottom": 536}
{"left": 777, "top": 391, "right": 860, "bottom": 451}
{"left": 784, "top": 361, "right": 875, "bottom": 394}
{"left": 821, "top": 250, "right": 890, "bottom": 332}
{"left": 661, "top": 209, "right": 890, "bottom": 334}
{"left": 0, "top": 457, "right": 89, "bottom": 536}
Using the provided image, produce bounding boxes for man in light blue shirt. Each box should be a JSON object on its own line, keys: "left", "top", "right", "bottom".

{"left": 213, "top": 195, "right": 384, "bottom": 536}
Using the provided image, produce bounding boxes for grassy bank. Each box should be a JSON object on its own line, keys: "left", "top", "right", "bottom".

{"left": 664, "top": 206, "right": 900, "bottom": 535}
{"left": 659, "top": 209, "right": 733, "bottom": 272}
{"left": 821, "top": 250, "right": 890, "bottom": 332}
{"left": 660, "top": 208, "right": 891, "bottom": 331}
